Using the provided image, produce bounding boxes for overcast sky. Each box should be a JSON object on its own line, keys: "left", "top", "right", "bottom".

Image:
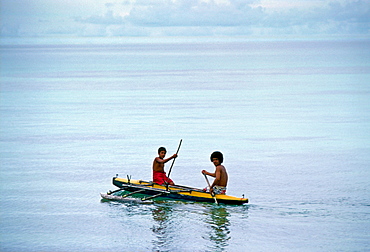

{"left": 1, "top": 0, "right": 369, "bottom": 37}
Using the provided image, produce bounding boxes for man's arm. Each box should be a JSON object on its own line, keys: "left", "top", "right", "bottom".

{"left": 155, "top": 154, "right": 177, "bottom": 164}
{"left": 202, "top": 170, "right": 216, "bottom": 177}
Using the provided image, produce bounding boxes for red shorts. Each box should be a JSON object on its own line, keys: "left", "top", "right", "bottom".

{"left": 153, "top": 171, "right": 173, "bottom": 185}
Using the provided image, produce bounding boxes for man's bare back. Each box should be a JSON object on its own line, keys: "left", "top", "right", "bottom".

{"left": 214, "top": 164, "right": 228, "bottom": 187}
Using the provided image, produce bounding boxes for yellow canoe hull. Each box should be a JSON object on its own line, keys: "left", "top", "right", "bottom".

{"left": 112, "top": 177, "right": 248, "bottom": 205}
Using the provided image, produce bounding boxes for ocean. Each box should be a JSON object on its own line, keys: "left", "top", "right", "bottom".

{"left": 1, "top": 36, "right": 369, "bottom": 251}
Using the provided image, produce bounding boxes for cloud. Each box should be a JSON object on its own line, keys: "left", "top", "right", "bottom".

{"left": 124, "top": 0, "right": 263, "bottom": 27}
{"left": 1, "top": 0, "right": 369, "bottom": 37}
{"left": 326, "top": 0, "right": 370, "bottom": 25}
{"left": 76, "top": 10, "right": 124, "bottom": 25}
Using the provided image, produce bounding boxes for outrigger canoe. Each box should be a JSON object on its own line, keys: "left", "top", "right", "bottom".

{"left": 102, "top": 176, "right": 248, "bottom": 205}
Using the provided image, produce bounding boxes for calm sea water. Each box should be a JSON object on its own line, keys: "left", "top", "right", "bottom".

{"left": 1, "top": 37, "right": 369, "bottom": 251}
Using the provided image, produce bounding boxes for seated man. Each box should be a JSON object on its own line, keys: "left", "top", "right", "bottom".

{"left": 152, "top": 147, "right": 177, "bottom": 185}
{"left": 202, "top": 151, "right": 228, "bottom": 194}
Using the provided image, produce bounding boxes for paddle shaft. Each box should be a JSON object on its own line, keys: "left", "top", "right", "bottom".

{"left": 167, "top": 139, "right": 182, "bottom": 178}
{"left": 107, "top": 188, "right": 125, "bottom": 195}
{"left": 141, "top": 192, "right": 166, "bottom": 201}
{"left": 203, "top": 174, "right": 218, "bottom": 204}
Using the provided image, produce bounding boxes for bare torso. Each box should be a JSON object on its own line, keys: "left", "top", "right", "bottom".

{"left": 153, "top": 157, "right": 165, "bottom": 172}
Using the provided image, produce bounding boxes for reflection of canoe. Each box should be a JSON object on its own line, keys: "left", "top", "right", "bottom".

{"left": 108, "top": 176, "right": 248, "bottom": 205}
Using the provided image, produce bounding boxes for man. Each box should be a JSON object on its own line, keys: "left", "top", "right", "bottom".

{"left": 152, "top": 147, "right": 177, "bottom": 185}
{"left": 202, "top": 151, "right": 228, "bottom": 195}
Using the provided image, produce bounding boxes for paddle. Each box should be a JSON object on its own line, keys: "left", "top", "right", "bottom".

{"left": 167, "top": 139, "right": 182, "bottom": 178}
{"left": 203, "top": 173, "right": 218, "bottom": 204}
{"left": 141, "top": 192, "right": 167, "bottom": 201}
{"left": 107, "top": 188, "right": 125, "bottom": 195}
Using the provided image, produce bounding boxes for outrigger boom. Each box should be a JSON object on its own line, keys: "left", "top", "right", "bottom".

{"left": 103, "top": 176, "right": 248, "bottom": 205}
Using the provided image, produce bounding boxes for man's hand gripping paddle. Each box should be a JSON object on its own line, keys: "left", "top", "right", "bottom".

{"left": 203, "top": 173, "right": 218, "bottom": 205}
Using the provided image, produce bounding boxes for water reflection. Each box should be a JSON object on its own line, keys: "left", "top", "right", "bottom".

{"left": 151, "top": 204, "right": 174, "bottom": 251}
{"left": 103, "top": 199, "right": 249, "bottom": 251}
{"left": 150, "top": 202, "right": 237, "bottom": 252}
{"left": 203, "top": 206, "right": 231, "bottom": 251}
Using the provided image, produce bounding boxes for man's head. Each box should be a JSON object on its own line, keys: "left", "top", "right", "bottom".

{"left": 158, "top": 147, "right": 167, "bottom": 154}
{"left": 158, "top": 147, "right": 167, "bottom": 158}
{"left": 210, "top": 151, "right": 223, "bottom": 165}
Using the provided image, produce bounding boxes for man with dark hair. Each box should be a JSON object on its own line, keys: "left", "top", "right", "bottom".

{"left": 202, "top": 151, "right": 228, "bottom": 194}
{"left": 152, "top": 147, "right": 177, "bottom": 185}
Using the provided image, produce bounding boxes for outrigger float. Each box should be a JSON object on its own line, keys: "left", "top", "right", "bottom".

{"left": 101, "top": 175, "right": 248, "bottom": 205}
